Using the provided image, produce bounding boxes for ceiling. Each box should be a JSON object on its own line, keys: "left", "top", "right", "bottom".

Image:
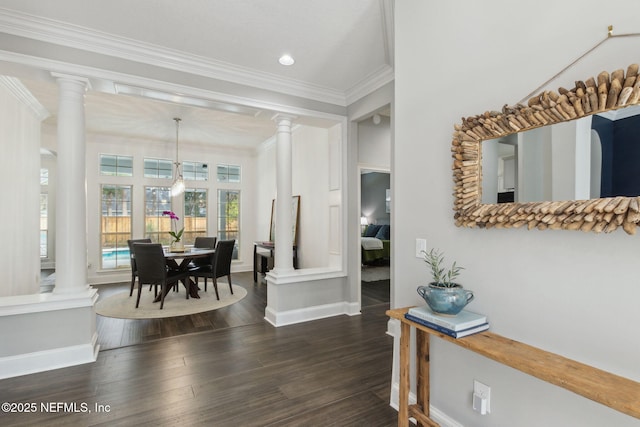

{"left": 0, "top": 0, "right": 394, "bottom": 148}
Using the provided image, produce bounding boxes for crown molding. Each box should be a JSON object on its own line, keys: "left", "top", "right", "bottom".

{"left": 345, "top": 64, "right": 394, "bottom": 105}
{"left": 380, "top": 0, "right": 394, "bottom": 69}
{"left": 0, "top": 8, "right": 350, "bottom": 105}
{"left": 0, "top": 75, "right": 49, "bottom": 120}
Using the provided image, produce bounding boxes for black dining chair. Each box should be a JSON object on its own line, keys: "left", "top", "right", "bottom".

{"left": 132, "top": 243, "right": 190, "bottom": 309}
{"left": 190, "top": 239, "right": 235, "bottom": 300}
{"left": 190, "top": 236, "right": 217, "bottom": 268}
{"left": 127, "top": 238, "right": 152, "bottom": 297}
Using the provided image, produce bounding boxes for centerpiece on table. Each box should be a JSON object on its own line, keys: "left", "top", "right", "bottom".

{"left": 162, "top": 210, "right": 184, "bottom": 252}
{"left": 416, "top": 248, "right": 474, "bottom": 316}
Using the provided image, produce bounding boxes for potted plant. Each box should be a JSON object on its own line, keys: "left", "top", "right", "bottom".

{"left": 417, "top": 248, "right": 474, "bottom": 316}
{"left": 163, "top": 210, "right": 184, "bottom": 252}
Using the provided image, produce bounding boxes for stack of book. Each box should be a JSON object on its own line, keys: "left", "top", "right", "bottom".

{"left": 405, "top": 306, "right": 489, "bottom": 338}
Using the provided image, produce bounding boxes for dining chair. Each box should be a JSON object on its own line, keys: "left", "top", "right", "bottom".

{"left": 190, "top": 239, "right": 235, "bottom": 300}
{"left": 127, "top": 238, "right": 152, "bottom": 297}
{"left": 132, "top": 243, "right": 190, "bottom": 309}
{"left": 190, "top": 236, "right": 217, "bottom": 268}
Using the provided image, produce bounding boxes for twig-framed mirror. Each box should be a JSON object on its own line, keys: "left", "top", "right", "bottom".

{"left": 452, "top": 63, "right": 640, "bottom": 234}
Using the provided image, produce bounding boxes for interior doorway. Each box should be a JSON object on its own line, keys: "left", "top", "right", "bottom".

{"left": 360, "top": 169, "right": 391, "bottom": 307}
{"left": 357, "top": 109, "right": 391, "bottom": 308}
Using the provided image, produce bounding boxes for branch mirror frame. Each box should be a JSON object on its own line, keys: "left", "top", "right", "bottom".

{"left": 452, "top": 63, "right": 640, "bottom": 235}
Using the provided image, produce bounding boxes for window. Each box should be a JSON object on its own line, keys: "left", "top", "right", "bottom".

{"left": 183, "top": 161, "right": 208, "bottom": 181}
{"left": 40, "top": 168, "right": 49, "bottom": 185}
{"left": 183, "top": 189, "right": 207, "bottom": 244}
{"left": 217, "top": 164, "right": 241, "bottom": 183}
{"left": 101, "top": 185, "right": 132, "bottom": 269}
{"left": 100, "top": 154, "right": 133, "bottom": 176}
{"left": 144, "top": 186, "right": 172, "bottom": 245}
{"left": 218, "top": 189, "right": 240, "bottom": 259}
{"left": 144, "top": 158, "right": 173, "bottom": 179}
{"left": 40, "top": 194, "right": 48, "bottom": 258}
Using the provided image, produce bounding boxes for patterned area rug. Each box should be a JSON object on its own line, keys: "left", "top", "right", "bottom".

{"left": 95, "top": 283, "right": 246, "bottom": 319}
{"left": 361, "top": 265, "right": 390, "bottom": 282}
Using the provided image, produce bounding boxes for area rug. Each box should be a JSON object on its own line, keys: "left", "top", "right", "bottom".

{"left": 95, "top": 284, "right": 247, "bottom": 319}
{"left": 361, "top": 265, "right": 390, "bottom": 282}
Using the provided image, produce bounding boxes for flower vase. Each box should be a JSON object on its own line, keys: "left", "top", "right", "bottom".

{"left": 416, "top": 283, "right": 474, "bottom": 316}
{"left": 170, "top": 241, "right": 185, "bottom": 253}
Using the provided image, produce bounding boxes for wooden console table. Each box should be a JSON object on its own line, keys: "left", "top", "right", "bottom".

{"left": 387, "top": 307, "right": 640, "bottom": 427}
{"left": 252, "top": 241, "right": 298, "bottom": 282}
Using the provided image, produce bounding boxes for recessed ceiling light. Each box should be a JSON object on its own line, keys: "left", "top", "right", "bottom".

{"left": 279, "top": 54, "right": 295, "bottom": 66}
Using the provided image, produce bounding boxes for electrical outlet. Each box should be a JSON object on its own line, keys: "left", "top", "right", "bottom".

{"left": 415, "top": 238, "right": 427, "bottom": 258}
{"left": 473, "top": 380, "right": 491, "bottom": 414}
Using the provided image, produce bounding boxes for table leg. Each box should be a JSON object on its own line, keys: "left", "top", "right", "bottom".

{"left": 153, "top": 258, "right": 200, "bottom": 302}
{"left": 417, "top": 329, "right": 430, "bottom": 425}
{"left": 253, "top": 244, "right": 258, "bottom": 282}
{"left": 398, "top": 321, "right": 410, "bottom": 427}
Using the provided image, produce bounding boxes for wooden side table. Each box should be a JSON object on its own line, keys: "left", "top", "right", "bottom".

{"left": 387, "top": 307, "right": 640, "bottom": 426}
{"left": 253, "top": 241, "right": 298, "bottom": 282}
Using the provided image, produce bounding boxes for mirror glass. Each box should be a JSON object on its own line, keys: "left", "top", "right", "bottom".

{"left": 451, "top": 63, "right": 640, "bottom": 234}
{"left": 481, "top": 105, "right": 640, "bottom": 204}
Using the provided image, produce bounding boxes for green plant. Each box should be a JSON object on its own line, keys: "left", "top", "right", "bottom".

{"left": 422, "top": 248, "right": 464, "bottom": 287}
{"left": 162, "top": 210, "right": 184, "bottom": 243}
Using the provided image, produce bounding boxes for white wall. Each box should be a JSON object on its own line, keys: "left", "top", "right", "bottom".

{"left": 0, "top": 81, "right": 42, "bottom": 297}
{"left": 394, "top": 1, "right": 640, "bottom": 426}
{"left": 358, "top": 115, "right": 391, "bottom": 169}
{"left": 256, "top": 124, "right": 332, "bottom": 269}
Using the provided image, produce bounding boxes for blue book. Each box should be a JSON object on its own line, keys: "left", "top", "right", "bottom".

{"left": 405, "top": 313, "right": 489, "bottom": 338}
{"left": 408, "top": 305, "right": 487, "bottom": 331}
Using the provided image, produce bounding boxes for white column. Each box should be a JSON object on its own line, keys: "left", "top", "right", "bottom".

{"left": 272, "top": 114, "right": 297, "bottom": 274}
{"left": 53, "top": 74, "right": 90, "bottom": 294}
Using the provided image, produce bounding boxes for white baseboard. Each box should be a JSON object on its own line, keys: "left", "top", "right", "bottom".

{"left": 389, "top": 382, "right": 464, "bottom": 427}
{"left": 0, "top": 332, "right": 99, "bottom": 380}
{"left": 265, "top": 301, "right": 354, "bottom": 327}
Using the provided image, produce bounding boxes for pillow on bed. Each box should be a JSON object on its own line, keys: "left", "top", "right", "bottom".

{"left": 375, "top": 224, "right": 390, "bottom": 240}
{"left": 363, "top": 224, "right": 382, "bottom": 237}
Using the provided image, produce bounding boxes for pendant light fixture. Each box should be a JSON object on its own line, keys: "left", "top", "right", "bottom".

{"left": 171, "top": 117, "right": 185, "bottom": 197}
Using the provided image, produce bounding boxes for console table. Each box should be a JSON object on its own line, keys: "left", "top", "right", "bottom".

{"left": 252, "top": 241, "right": 298, "bottom": 282}
{"left": 387, "top": 307, "right": 640, "bottom": 427}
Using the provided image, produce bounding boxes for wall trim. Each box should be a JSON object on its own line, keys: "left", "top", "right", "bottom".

{"left": 389, "top": 383, "right": 464, "bottom": 427}
{"left": 0, "top": 8, "right": 395, "bottom": 107}
{"left": 0, "top": 332, "right": 99, "bottom": 380}
{"left": 345, "top": 65, "right": 394, "bottom": 106}
{"left": 265, "top": 267, "right": 346, "bottom": 285}
{"left": 0, "top": 288, "right": 97, "bottom": 316}
{"left": 0, "top": 75, "right": 49, "bottom": 120}
{"left": 264, "top": 301, "right": 353, "bottom": 327}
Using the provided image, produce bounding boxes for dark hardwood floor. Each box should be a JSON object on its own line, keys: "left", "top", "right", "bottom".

{"left": 95, "top": 272, "right": 270, "bottom": 350}
{"left": 1, "top": 272, "right": 396, "bottom": 426}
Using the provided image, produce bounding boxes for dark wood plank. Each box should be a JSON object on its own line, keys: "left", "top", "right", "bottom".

{"left": 0, "top": 273, "right": 397, "bottom": 426}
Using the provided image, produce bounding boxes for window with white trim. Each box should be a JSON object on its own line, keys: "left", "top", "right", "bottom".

{"left": 100, "top": 185, "right": 132, "bottom": 269}
{"left": 183, "top": 188, "right": 207, "bottom": 244}
{"left": 183, "top": 161, "right": 208, "bottom": 181}
{"left": 217, "top": 164, "right": 241, "bottom": 183}
{"left": 100, "top": 154, "right": 133, "bottom": 176}
{"left": 217, "top": 189, "right": 240, "bottom": 259}
{"left": 144, "top": 158, "right": 173, "bottom": 179}
{"left": 144, "top": 186, "right": 172, "bottom": 245}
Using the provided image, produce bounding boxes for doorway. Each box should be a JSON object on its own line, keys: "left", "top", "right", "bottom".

{"left": 357, "top": 110, "right": 391, "bottom": 308}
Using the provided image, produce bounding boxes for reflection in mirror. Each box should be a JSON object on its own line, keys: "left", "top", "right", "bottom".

{"left": 482, "top": 106, "right": 640, "bottom": 204}
{"left": 452, "top": 63, "right": 640, "bottom": 234}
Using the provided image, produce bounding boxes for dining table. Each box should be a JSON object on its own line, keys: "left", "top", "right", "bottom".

{"left": 153, "top": 247, "right": 216, "bottom": 301}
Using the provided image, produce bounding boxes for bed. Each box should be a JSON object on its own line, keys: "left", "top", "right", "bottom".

{"left": 361, "top": 223, "right": 390, "bottom": 265}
